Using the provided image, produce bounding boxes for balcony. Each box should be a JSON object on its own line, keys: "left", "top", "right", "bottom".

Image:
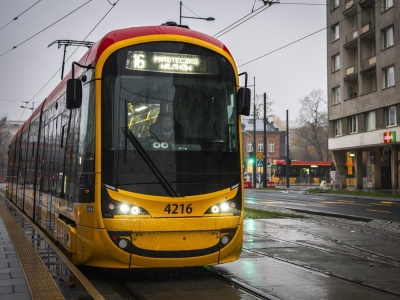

{"left": 343, "top": 0, "right": 357, "bottom": 16}
{"left": 359, "top": 0, "right": 375, "bottom": 9}
{"left": 344, "top": 30, "right": 358, "bottom": 47}
{"left": 361, "top": 56, "right": 376, "bottom": 72}
{"left": 344, "top": 64, "right": 358, "bottom": 81}
{"left": 361, "top": 18, "right": 375, "bottom": 38}
{"left": 346, "top": 87, "right": 358, "bottom": 99}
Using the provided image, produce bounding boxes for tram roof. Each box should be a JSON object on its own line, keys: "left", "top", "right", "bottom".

{"left": 11, "top": 24, "right": 233, "bottom": 143}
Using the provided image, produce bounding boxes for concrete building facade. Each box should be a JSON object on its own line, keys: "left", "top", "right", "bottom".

{"left": 327, "top": 0, "right": 400, "bottom": 190}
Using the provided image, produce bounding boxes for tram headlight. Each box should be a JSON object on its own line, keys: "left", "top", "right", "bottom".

{"left": 130, "top": 206, "right": 140, "bottom": 215}
{"left": 220, "top": 202, "right": 230, "bottom": 212}
{"left": 102, "top": 187, "right": 150, "bottom": 218}
{"left": 119, "top": 204, "right": 130, "bottom": 214}
{"left": 206, "top": 201, "right": 238, "bottom": 215}
{"left": 211, "top": 205, "right": 220, "bottom": 214}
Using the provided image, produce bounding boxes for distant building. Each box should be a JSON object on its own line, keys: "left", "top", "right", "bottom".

{"left": 241, "top": 118, "right": 286, "bottom": 179}
{"left": 327, "top": 0, "right": 399, "bottom": 189}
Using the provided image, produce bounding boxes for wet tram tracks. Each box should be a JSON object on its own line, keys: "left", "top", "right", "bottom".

{"left": 5, "top": 191, "right": 400, "bottom": 299}
{"left": 82, "top": 265, "right": 272, "bottom": 300}
{"left": 241, "top": 217, "right": 400, "bottom": 298}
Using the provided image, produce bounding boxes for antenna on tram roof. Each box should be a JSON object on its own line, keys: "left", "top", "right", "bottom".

{"left": 48, "top": 40, "right": 94, "bottom": 80}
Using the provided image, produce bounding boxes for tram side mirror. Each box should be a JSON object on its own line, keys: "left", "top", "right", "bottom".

{"left": 66, "top": 78, "right": 82, "bottom": 109}
{"left": 237, "top": 87, "right": 251, "bottom": 116}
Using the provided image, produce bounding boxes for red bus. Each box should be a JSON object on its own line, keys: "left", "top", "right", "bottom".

{"left": 271, "top": 160, "right": 333, "bottom": 185}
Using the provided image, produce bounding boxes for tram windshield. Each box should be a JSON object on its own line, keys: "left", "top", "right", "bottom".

{"left": 101, "top": 42, "right": 241, "bottom": 196}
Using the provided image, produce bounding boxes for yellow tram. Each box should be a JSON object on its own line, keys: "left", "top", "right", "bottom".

{"left": 7, "top": 23, "right": 251, "bottom": 268}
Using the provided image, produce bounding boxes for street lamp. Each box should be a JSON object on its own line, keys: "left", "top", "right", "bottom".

{"left": 180, "top": 1, "right": 215, "bottom": 25}
{"left": 20, "top": 101, "right": 35, "bottom": 112}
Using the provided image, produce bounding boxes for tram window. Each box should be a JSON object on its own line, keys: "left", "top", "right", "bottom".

{"left": 103, "top": 42, "right": 238, "bottom": 153}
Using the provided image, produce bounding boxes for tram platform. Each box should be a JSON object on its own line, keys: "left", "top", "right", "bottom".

{"left": 0, "top": 188, "right": 65, "bottom": 299}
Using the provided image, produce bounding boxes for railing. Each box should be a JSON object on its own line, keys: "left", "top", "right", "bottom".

{"left": 361, "top": 56, "right": 376, "bottom": 71}
{"left": 343, "top": 0, "right": 356, "bottom": 12}
{"left": 361, "top": 18, "right": 375, "bottom": 35}
{"left": 347, "top": 86, "right": 358, "bottom": 99}
{"left": 359, "top": 0, "right": 375, "bottom": 8}
{"left": 345, "top": 30, "right": 358, "bottom": 45}
{"left": 345, "top": 64, "right": 358, "bottom": 77}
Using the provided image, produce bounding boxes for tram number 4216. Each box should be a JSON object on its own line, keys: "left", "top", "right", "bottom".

{"left": 164, "top": 203, "right": 193, "bottom": 214}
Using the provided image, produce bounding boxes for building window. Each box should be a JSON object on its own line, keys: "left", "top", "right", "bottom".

{"left": 382, "top": 0, "right": 393, "bottom": 11}
{"left": 334, "top": 120, "right": 342, "bottom": 136}
{"left": 332, "top": 54, "right": 340, "bottom": 72}
{"left": 383, "top": 66, "right": 395, "bottom": 88}
{"left": 268, "top": 141, "right": 274, "bottom": 153}
{"left": 385, "top": 106, "right": 397, "bottom": 127}
{"left": 382, "top": 26, "right": 394, "bottom": 49}
{"left": 331, "top": 24, "right": 339, "bottom": 42}
{"left": 247, "top": 142, "right": 253, "bottom": 152}
{"left": 331, "top": 0, "right": 339, "bottom": 10}
{"left": 332, "top": 86, "right": 341, "bottom": 104}
{"left": 349, "top": 116, "right": 358, "bottom": 134}
{"left": 366, "top": 111, "right": 376, "bottom": 131}
{"left": 258, "top": 141, "right": 264, "bottom": 153}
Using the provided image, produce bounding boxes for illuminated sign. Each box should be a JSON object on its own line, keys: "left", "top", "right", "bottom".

{"left": 383, "top": 131, "right": 396, "bottom": 143}
{"left": 126, "top": 51, "right": 217, "bottom": 75}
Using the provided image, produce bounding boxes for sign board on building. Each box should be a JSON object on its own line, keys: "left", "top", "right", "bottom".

{"left": 383, "top": 131, "right": 396, "bottom": 143}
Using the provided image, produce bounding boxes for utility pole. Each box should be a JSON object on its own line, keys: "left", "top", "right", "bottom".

{"left": 263, "top": 93, "right": 267, "bottom": 188}
{"left": 252, "top": 77, "right": 257, "bottom": 188}
{"left": 286, "top": 110, "right": 290, "bottom": 188}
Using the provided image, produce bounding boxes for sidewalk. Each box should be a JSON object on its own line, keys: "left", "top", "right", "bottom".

{"left": 0, "top": 215, "right": 31, "bottom": 300}
{"left": 0, "top": 187, "right": 65, "bottom": 300}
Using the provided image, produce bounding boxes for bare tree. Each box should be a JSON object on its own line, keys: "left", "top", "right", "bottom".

{"left": 293, "top": 89, "right": 328, "bottom": 161}
{"left": 243, "top": 93, "right": 274, "bottom": 120}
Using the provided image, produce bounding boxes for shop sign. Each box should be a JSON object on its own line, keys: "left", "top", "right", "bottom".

{"left": 383, "top": 131, "right": 396, "bottom": 143}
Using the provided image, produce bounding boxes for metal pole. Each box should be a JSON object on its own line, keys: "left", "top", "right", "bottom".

{"left": 263, "top": 93, "right": 267, "bottom": 188}
{"left": 253, "top": 77, "right": 256, "bottom": 188}
{"left": 179, "top": 1, "right": 182, "bottom": 25}
{"left": 286, "top": 110, "right": 290, "bottom": 188}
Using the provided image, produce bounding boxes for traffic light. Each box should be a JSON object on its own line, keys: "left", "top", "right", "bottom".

{"left": 248, "top": 157, "right": 255, "bottom": 165}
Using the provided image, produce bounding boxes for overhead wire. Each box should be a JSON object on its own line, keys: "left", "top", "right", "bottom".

{"left": 0, "top": 0, "right": 93, "bottom": 58}
{"left": 213, "top": 2, "right": 275, "bottom": 38}
{"left": 237, "top": 0, "right": 379, "bottom": 68}
{"left": 18, "top": 0, "right": 119, "bottom": 120}
{"left": 0, "top": 0, "right": 41, "bottom": 32}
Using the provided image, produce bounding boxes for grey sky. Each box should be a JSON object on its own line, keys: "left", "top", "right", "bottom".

{"left": 0, "top": 0, "right": 327, "bottom": 122}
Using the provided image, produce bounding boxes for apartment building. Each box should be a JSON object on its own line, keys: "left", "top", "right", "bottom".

{"left": 327, "top": 0, "right": 399, "bottom": 189}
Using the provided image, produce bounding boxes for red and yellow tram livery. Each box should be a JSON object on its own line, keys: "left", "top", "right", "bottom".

{"left": 7, "top": 23, "right": 251, "bottom": 268}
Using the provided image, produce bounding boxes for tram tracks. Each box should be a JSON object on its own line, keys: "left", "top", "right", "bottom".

{"left": 4, "top": 187, "right": 400, "bottom": 299}
{"left": 242, "top": 217, "right": 400, "bottom": 298}
{"left": 83, "top": 265, "right": 272, "bottom": 300}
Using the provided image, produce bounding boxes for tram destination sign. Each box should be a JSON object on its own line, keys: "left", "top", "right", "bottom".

{"left": 126, "top": 51, "right": 218, "bottom": 75}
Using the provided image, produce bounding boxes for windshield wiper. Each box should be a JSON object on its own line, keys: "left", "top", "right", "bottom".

{"left": 122, "top": 127, "right": 179, "bottom": 197}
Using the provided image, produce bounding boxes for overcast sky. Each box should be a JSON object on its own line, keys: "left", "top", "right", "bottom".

{"left": 0, "top": 0, "right": 327, "bottom": 122}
